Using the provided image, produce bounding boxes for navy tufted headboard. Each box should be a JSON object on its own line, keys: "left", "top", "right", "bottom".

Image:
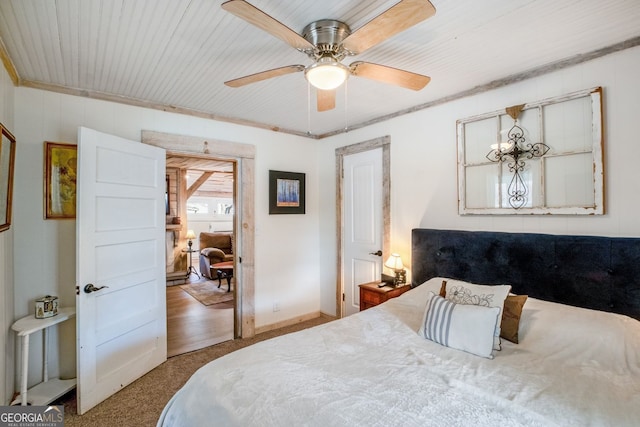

{"left": 412, "top": 229, "right": 640, "bottom": 320}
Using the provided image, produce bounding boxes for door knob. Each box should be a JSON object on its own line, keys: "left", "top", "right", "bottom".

{"left": 84, "top": 284, "right": 108, "bottom": 293}
{"left": 369, "top": 250, "right": 382, "bottom": 256}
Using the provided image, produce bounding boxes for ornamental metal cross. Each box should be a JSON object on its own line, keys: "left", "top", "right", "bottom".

{"left": 485, "top": 104, "right": 550, "bottom": 209}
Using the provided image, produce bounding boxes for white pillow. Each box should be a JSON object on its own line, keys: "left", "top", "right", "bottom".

{"left": 444, "top": 279, "right": 511, "bottom": 350}
{"left": 418, "top": 292, "right": 499, "bottom": 359}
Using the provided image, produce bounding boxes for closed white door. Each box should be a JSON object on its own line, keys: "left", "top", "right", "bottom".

{"left": 76, "top": 127, "right": 166, "bottom": 414}
{"left": 343, "top": 148, "right": 383, "bottom": 316}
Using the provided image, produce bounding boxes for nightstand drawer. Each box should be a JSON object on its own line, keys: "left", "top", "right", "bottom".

{"left": 358, "top": 282, "right": 410, "bottom": 311}
{"left": 362, "top": 289, "right": 384, "bottom": 306}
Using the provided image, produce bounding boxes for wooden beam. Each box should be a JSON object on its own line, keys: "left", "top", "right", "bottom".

{"left": 318, "top": 35, "right": 640, "bottom": 138}
{"left": 12, "top": 34, "right": 638, "bottom": 140}
{"left": 0, "top": 37, "right": 19, "bottom": 86}
{"left": 19, "top": 80, "right": 313, "bottom": 138}
{"left": 186, "top": 171, "right": 213, "bottom": 199}
{"left": 143, "top": 130, "right": 255, "bottom": 159}
{"left": 192, "top": 190, "right": 233, "bottom": 198}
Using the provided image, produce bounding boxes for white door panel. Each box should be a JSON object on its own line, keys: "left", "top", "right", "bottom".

{"left": 343, "top": 148, "right": 383, "bottom": 316}
{"left": 76, "top": 127, "right": 166, "bottom": 414}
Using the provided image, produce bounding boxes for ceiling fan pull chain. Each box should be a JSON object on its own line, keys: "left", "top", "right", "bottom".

{"left": 344, "top": 80, "right": 349, "bottom": 132}
{"left": 307, "top": 81, "right": 312, "bottom": 136}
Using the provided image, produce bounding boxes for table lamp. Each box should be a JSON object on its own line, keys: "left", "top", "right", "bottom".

{"left": 384, "top": 253, "right": 406, "bottom": 287}
{"left": 185, "top": 230, "right": 196, "bottom": 250}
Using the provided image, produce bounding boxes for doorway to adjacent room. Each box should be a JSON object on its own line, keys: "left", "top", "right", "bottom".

{"left": 142, "top": 129, "right": 257, "bottom": 345}
{"left": 165, "top": 154, "right": 236, "bottom": 357}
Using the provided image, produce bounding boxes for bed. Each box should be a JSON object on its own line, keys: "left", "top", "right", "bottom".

{"left": 158, "top": 229, "right": 640, "bottom": 426}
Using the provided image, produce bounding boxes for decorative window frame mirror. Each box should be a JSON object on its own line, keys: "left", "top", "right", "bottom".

{"left": 457, "top": 87, "right": 604, "bottom": 215}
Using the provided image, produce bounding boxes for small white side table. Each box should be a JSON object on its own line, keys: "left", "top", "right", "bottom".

{"left": 10, "top": 307, "right": 77, "bottom": 406}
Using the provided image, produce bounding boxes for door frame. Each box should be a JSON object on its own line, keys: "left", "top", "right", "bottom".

{"left": 142, "top": 130, "right": 256, "bottom": 338}
{"left": 335, "top": 135, "right": 391, "bottom": 318}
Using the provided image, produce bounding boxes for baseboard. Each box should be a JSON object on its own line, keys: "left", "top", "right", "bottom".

{"left": 165, "top": 281, "right": 186, "bottom": 287}
{"left": 319, "top": 311, "right": 337, "bottom": 321}
{"left": 166, "top": 274, "right": 187, "bottom": 286}
{"left": 255, "top": 311, "right": 336, "bottom": 335}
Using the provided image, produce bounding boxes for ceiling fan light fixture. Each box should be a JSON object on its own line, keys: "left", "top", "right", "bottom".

{"left": 305, "top": 58, "right": 349, "bottom": 90}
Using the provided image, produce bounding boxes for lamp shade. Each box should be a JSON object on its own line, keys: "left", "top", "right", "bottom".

{"left": 185, "top": 230, "right": 196, "bottom": 240}
{"left": 305, "top": 58, "right": 349, "bottom": 90}
{"left": 384, "top": 253, "right": 404, "bottom": 270}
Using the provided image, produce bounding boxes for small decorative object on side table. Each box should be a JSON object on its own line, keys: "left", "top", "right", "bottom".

{"left": 384, "top": 253, "right": 407, "bottom": 287}
{"left": 359, "top": 281, "right": 411, "bottom": 311}
{"left": 185, "top": 229, "right": 196, "bottom": 250}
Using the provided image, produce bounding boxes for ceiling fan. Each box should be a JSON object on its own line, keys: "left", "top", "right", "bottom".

{"left": 221, "top": 0, "right": 436, "bottom": 112}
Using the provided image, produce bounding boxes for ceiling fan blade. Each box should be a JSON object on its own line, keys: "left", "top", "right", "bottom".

{"left": 221, "top": 0, "right": 315, "bottom": 51}
{"left": 342, "top": 0, "right": 436, "bottom": 55}
{"left": 317, "top": 89, "right": 336, "bottom": 112}
{"left": 225, "top": 65, "right": 305, "bottom": 88}
{"left": 350, "top": 62, "right": 430, "bottom": 91}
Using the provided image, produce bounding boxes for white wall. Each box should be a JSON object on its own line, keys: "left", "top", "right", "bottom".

{"left": 6, "top": 42, "right": 639, "bottom": 401}
{"left": 318, "top": 45, "right": 640, "bottom": 315}
{"left": 0, "top": 63, "right": 15, "bottom": 405}
{"left": 11, "top": 88, "right": 320, "bottom": 390}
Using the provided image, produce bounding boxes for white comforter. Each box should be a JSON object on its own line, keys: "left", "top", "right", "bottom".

{"left": 158, "top": 278, "right": 640, "bottom": 427}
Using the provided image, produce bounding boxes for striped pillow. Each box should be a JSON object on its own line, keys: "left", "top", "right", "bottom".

{"left": 418, "top": 292, "right": 500, "bottom": 359}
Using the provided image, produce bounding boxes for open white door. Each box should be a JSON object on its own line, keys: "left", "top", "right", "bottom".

{"left": 76, "top": 127, "right": 166, "bottom": 414}
{"left": 343, "top": 148, "right": 383, "bottom": 316}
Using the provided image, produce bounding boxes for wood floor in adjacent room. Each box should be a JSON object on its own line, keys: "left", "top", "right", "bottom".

{"left": 166, "top": 283, "right": 234, "bottom": 357}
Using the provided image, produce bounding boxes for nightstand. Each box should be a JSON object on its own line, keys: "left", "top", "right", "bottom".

{"left": 359, "top": 282, "right": 411, "bottom": 311}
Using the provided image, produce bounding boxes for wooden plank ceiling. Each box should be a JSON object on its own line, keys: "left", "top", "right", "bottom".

{"left": 0, "top": 0, "right": 639, "bottom": 137}
{"left": 166, "top": 154, "right": 233, "bottom": 198}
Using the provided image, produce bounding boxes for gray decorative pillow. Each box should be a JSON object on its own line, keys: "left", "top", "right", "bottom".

{"left": 418, "top": 292, "right": 499, "bottom": 359}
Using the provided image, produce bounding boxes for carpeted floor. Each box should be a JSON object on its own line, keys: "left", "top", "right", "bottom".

{"left": 56, "top": 315, "right": 333, "bottom": 426}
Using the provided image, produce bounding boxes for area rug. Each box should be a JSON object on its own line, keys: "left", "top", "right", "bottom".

{"left": 180, "top": 280, "right": 234, "bottom": 306}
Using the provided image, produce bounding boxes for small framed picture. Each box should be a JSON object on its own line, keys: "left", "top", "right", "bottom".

{"left": 44, "top": 141, "right": 77, "bottom": 219}
{"left": 269, "top": 170, "right": 305, "bottom": 215}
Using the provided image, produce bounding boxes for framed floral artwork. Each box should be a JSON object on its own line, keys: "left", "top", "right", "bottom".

{"left": 44, "top": 141, "right": 77, "bottom": 219}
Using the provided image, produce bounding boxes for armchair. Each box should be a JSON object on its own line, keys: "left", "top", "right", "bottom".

{"left": 199, "top": 232, "right": 233, "bottom": 279}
